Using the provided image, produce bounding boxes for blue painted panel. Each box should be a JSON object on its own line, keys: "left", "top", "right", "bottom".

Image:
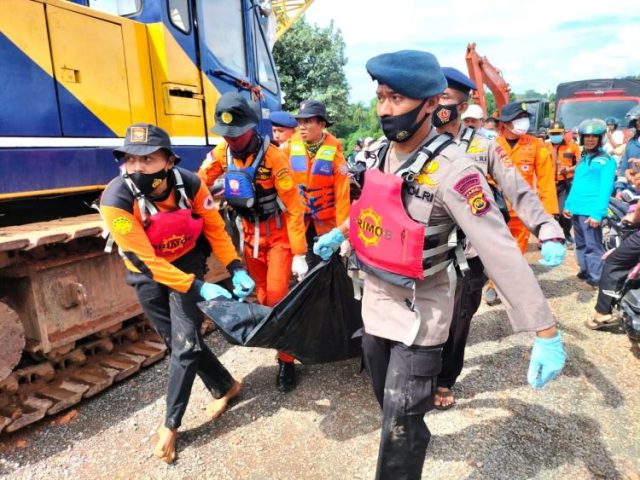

{"left": 56, "top": 83, "right": 117, "bottom": 137}
{"left": 0, "top": 33, "right": 62, "bottom": 136}
{"left": 0, "top": 145, "right": 210, "bottom": 196}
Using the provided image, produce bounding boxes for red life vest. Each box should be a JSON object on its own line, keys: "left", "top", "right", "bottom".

{"left": 125, "top": 169, "right": 204, "bottom": 258}
{"left": 145, "top": 208, "right": 203, "bottom": 257}
{"left": 350, "top": 168, "right": 425, "bottom": 279}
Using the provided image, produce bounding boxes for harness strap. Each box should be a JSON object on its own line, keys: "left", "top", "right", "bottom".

{"left": 459, "top": 126, "right": 475, "bottom": 150}
{"left": 395, "top": 134, "right": 454, "bottom": 181}
{"left": 172, "top": 168, "right": 191, "bottom": 210}
{"left": 425, "top": 222, "right": 455, "bottom": 235}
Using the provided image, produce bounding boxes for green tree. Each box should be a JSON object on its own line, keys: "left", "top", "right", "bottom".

{"left": 272, "top": 18, "right": 350, "bottom": 132}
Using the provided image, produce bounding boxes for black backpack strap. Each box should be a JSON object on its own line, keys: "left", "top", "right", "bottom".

{"left": 395, "top": 133, "right": 454, "bottom": 181}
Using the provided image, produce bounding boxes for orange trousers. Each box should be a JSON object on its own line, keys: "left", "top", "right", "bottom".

{"left": 242, "top": 216, "right": 294, "bottom": 363}
{"left": 507, "top": 216, "right": 530, "bottom": 254}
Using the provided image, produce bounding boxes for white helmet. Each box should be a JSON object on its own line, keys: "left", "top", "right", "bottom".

{"left": 461, "top": 104, "right": 484, "bottom": 120}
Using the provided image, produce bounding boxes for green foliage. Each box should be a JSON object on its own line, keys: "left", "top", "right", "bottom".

{"left": 272, "top": 18, "right": 350, "bottom": 132}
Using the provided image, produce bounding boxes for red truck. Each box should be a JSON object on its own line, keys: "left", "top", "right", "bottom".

{"left": 555, "top": 79, "right": 640, "bottom": 133}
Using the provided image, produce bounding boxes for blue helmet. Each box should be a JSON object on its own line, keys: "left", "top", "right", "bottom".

{"left": 605, "top": 116, "right": 618, "bottom": 128}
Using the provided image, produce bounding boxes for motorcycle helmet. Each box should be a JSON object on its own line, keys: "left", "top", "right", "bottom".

{"left": 577, "top": 118, "right": 607, "bottom": 146}
{"left": 605, "top": 116, "right": 618, "bottom": 129}
{"left": 626, "top": 105, "right": 640, "bottom": 129}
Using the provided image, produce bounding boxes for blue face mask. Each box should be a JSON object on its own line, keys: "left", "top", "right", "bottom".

{"left": 549, "top": 134, "right": 564, "bottom": 145}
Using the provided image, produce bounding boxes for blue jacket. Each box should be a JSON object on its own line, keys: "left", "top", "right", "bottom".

{"left": 565, "top": 149, "right": 616, "bottom": 222}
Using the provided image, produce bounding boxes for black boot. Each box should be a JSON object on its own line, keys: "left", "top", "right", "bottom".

{"left": 276, "top": 360, "right": 296, "bottom": 392}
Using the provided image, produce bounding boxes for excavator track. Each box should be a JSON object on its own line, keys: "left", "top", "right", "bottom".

{"left": 0, "top": 213, "right": 229, "bottom": 436}
{"left": 0, "top": 317, "right": 166, "bottom": 435}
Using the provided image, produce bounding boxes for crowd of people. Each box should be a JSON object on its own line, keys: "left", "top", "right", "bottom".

{"left": 99, "top": 48, "right": 640, "bottom": 477}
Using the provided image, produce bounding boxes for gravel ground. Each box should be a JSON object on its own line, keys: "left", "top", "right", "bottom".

{"left": 1, "top": 247, "right": 640, "bottom": 480}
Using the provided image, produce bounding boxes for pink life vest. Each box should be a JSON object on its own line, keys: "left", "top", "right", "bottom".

{"left": 350, "top": 168, "right": 425, "bottom": 280}
{"left": 145, "top": 208, "right": 203, "bottom": 257}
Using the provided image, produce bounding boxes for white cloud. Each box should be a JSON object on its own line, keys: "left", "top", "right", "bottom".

{"left": 304, "top": 0, "right": 640, "bottom": 102}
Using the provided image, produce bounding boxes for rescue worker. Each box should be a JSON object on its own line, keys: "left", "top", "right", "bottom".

{"left": 198, "top": 93, "right": 308, "bottom": 392}
{"left": 313, "top": 50, "right": 566, "bottom": 480}
{"left": 270, "top": 110, "right": 297, "bottom": 148}
{"left": 488, "top": 102, "right": 559, "bottom": 304}
{"left": 288, "top": 100, "right": 350, "bottom": 269}
{"left": 548, "top": 120, "right": 582, "bottom": 247}
{"left": 431, "top": 67, "right": 566, "bottom": 410}
{"left": 100, "top": 123, "right": 255, "bottom": 463}
{"left": 563, "top": 119, "right": 617, "bottom": 287}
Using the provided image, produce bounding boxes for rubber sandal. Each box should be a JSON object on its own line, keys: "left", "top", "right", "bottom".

{"left": 585, "top": 314, "right": 620, "bottom": 331}
{"left": 433, "top": 388, "right": 456, "bottom": 411}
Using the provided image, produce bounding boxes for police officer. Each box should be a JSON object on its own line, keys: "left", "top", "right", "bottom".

{"left": 198, "top": 93, "right": 308, "bottom": 392}
{"left": 270, "top": 110, "right": 298, "bottom": 149}
{"left": 432, "top": 67, "right": 566, "bottom": 409}
{"left": 314, "top": 50, "right": 566, "bottom": 480}
{"left": 100, "top": 124, "right": 255, "bottom": 463}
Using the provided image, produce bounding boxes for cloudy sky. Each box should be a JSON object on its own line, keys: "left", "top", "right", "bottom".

{"left": 305, "top": 0, "right": 640, "bottom": 104}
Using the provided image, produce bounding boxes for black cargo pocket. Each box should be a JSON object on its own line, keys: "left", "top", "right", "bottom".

{"left": 406, "top": 347, "right": 443, "bottom": 415}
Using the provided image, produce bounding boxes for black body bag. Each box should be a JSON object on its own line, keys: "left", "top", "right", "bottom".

{"left": 198, "top": 256, "right": 363, "bottom": 364}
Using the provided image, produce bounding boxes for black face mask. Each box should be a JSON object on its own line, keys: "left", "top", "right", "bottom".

{"left": 432, "top": 103, "right": 460, "bottom": 128}
{"left": 380, "top": 99, "right": 429, "bottom": 143}
{"left": 230, "top": 132, "right": 261, "bottom": 160}
{"left": 127, "top": 169, "right": 168, "bottom": 195}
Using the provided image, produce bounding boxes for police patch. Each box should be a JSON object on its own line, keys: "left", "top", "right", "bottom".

{"left": 221, "top": 111, "right": 233, "bottom": 124}
{"left": 415, "top": 160, "right": 439, "bottom": 186}
{"left": 467, "top": 138, "right": 485, "bottom": 154}
{"left": 112, "top": 216, "right": 133, "bottom": 235}
{"left": 275, "top": 168, "right": 290, "bottom": 179}
{"left": 453, "top": 173, "right": 491, "bottom": 216}
{"left": 203, "top": 195, "right": 215, "bottom": 210}
{"left": 339, "top": 163, "right": 349, "bottom": 175}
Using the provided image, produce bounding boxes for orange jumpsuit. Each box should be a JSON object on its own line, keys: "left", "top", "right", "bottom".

{"left": 199, "top": 140, "right": 306, "bottom": 363}
{"left": 100, "top": 168, "right": 239, "bottom": 291}
{"left": 495, "top": 134, "right": 559, "bottom": 252}
{"left": 286, "top": 132, "right": 350, "bottom": 236}
{"left": 549, "top": 140, "right": 581, "bottom": 183}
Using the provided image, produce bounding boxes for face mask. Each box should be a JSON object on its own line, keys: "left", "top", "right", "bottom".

{"left": 432, "top": 103, "right": 460, "bottom": 128}
{"left": 510, "top": 117, "right": 530, "bottom": 135}
{"left": 549, "top": 134, "right": 564, "bottom": 145}
{"left": 228, "top": 130, "right": 260, "bottom": 160}
{"left": 127, "top": 169, "right": 168, "bottom": 195}
{"left": 380, "top": 99, "right": 429, "bottom": 142}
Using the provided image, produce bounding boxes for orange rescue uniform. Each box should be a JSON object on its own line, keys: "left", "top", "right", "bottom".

{"left": 495, "top": 134, "right": 559, "bottom": 253}
{"left": 285, "top": 132, "right": 350, "bottom": 236}
{"left": 549, "top": 140, "right": 581, "bottom": 182}
{"left": 198, "top": 139, "right": 306, "bottom": 308}
{"left": 100, "top": 167, "right": 240, "bottom": 292}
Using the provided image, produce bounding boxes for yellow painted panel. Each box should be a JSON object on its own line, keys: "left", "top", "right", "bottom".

{"left": 47, "top": 5, "right": 130, "bottom": 134}
{"left": 1, "top": 0, "right": 53, "bottom": 75}
{"left": 120, "top": 21, "right": 156, "bottom": 130}
{"left": 147, "top": 23, "right": 205, "bottom": 137}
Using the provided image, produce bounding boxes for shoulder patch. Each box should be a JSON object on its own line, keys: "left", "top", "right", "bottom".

{"left": 112, "top": 216, "right": 133, "bottom": 235}
{"left": 494, "top": 144, "right": 513, "bottom": 168}
{"left": 203, "top": 195, "right": 215, "bottom": 210}
{"left": 453, "top": 172, "right": 491, "bottom": 216}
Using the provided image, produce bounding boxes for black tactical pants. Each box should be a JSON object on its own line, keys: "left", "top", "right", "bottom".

{"left": 127, "top": 248, "right": 234, "bottom": 430}
{"left": 362, "top": 332, "right": 442, "bottom": 480}
{"left": 437, "top": 256, "right": 487, "bottom": 389}
{"left": 596, "top": 231, "right": 640, "bottom": 314}
{"left": 556, "top": 180, "right": 573, "bottom": 241}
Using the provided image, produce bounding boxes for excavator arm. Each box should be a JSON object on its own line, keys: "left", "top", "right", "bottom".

{"left": 465, "top": 43, "right": 511, "bottom": 116}
{"left": 270, "top": 0, "right": 316, "bottom": 41}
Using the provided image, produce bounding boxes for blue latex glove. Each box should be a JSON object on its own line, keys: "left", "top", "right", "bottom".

{"left": 539, "top": 240, "right": 566, "bottom": 267}
{"left": 199, "top": 282, "right": 232, "bottom": 301}
{"left": 232, "top": 269, "right": 255, "bottom": 299}
{"left": 312, "top": 228, "right": 346, "bottom": 261}
{"left": 527, "top": 333, "right": 566, "bottom": 389}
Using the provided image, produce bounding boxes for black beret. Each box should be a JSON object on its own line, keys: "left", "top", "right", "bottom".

{"left": 366, "top": 50, "right": 447, "bottom": 99}
{"left": 442, "top": 67, "right": 477, "bottom": 93}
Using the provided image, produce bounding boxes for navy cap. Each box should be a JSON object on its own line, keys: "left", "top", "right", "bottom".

{"left": 113, "top": 123, "right": 181, "bottom": 163}
{"left": 442, "top": 67, "right": 477, "bottom": 94}
{"left": 270, "top": 111, "right": 297, "bottom": 128}
{"left": 366, "top": 50, "right": 447, "bottom": 99}
{"left": 497, "top": 102, "right": 532, "bottom": 122}
{"left": 295, "top": 100, "right": 333, "bottom": 126}
{"left": 211, "top": 92, "right": 260, "bottom": 137}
